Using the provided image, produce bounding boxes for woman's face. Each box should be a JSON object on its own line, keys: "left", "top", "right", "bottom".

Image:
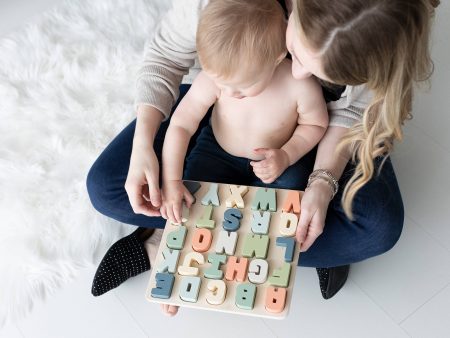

{"left": 286, "top": 14, "right": 332, "bottom": 83}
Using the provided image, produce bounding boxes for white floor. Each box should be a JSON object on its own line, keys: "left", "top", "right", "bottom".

{"left": 1, "top": 1, "right": 450, "bottom": 338}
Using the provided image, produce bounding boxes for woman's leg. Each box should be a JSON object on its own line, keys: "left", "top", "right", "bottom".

{"left": 245, "top": 149, "right": 404, "bottom": 268}
{"left": 250, "top": 153, "right": 403, "bottom": 298}
{"left": 87, "top": 118, "right": 166, "bottom": 228}
{"left": 87, "top": 84, "right": 210, "bottom": 296}
{"left": 299, "top": 156, "right": 405, "bottom": 267}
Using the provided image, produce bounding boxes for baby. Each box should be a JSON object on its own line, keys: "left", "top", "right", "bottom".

{"left": 160, "top": 0, "right": 328, "bottom": 224}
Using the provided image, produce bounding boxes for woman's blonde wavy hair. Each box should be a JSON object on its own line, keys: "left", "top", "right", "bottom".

{"left": 293, "top": 0, "right": 439, "bottom": 219}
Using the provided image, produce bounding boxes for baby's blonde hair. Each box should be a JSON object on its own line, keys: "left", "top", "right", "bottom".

{"left": 293, "top": 0, "right": 439, "bottom": 219}
{"left": 197, "top": 0, "right": 287, "bottom": 79}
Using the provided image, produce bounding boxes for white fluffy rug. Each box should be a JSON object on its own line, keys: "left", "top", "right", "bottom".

{"left": 0, "top": 0, "right": 170, "bottom": 326}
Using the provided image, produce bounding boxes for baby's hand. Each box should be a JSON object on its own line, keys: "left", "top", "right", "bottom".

{"left": 161, "top": 180, "right": 195, "bottom": 224}
{"left": 250, "top": 148, "right": 290, "bottom": 184}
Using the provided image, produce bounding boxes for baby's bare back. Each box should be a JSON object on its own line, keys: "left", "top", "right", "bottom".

{"left": 211, "top": 61, "right": 301, "bottom": 160}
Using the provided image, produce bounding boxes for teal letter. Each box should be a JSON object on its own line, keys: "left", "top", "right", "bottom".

{"left": 235, "top": 283, "right": 257, "bottom": 310}
{"left": 251, "top": 188, "right": 277, "bottom": 211}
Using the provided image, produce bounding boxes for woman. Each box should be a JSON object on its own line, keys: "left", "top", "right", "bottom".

{"left": 86, "top": 0, "right": 438, "bottom": 315}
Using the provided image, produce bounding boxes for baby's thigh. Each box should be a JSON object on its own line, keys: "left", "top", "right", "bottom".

{"left": 184, "top": 152, "right": 243, "bottom": 184}
{"left": 183, "top": 129, "right": 247, "bottom": 185}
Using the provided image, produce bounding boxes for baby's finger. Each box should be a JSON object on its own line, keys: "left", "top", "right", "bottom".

{"left": 160, "top": 205, "right": 168, "bottom": 220}
{"left": 166, "top": 204, "right": 176, "bottom": 224}
{"left": 257, "top": 172, "right": 271, "bottom": 180}
{"left": 253, "top": 167, "right": 271, "bottom": 176}
{"left": 253, "top": 162, "right": 272, "bottom": 171}
{"left": 250, "top": 159, "right": 270, "bottom": 168}
{"left": 183, "top": 191, "right": 195, "bottom": 208}
{"left": 173, "top": 200, "right": 182, "bottom": 224}
{"left": 251, "top": 170, "right": 264, "bottom": 179}
{"left": 261, "top": 176, "right": 276, "bottom": 184}
{"left": 258, "top": 174, "right": 273, "bottom": 183}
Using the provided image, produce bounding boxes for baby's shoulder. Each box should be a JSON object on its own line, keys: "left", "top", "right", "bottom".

{"left": 276, "top": 60, "right": 321, "bottom": 97}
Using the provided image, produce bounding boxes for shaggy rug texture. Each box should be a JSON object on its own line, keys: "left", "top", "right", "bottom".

{"left": 0, "top": 0, "right": 170, "bottom": 326}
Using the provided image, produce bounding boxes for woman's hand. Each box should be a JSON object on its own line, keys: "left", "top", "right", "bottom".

{"left": 160, "top": 180, "right": 195, "bottom": 224}
{"left": 250, "top": 148, "right": 290, "bottom": 184}
{"left": 125, "top": 143, "right": 162, "bottom": 216}
{"left": 125, "top": 105, "right": 165, "bottom": 217}
{"left": 296, "top": 179, "right": 333, "bottom": 251}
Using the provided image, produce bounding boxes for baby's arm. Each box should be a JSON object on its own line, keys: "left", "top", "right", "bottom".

{"left": 281, "top": 77, "right": 329, "bottom": 165}
{"left": 161, "top": 71, "right": 219, "bottom": 223}
{"left": 251, "top": 78, "right": 328, "bottom": 184}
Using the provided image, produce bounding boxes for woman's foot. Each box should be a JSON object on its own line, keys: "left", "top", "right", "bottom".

{"left": 91, "top": 227, "right": 154, "bottom": 296}
{"left": 91, "top": 183, "right": 199, "bottom": 297}
{"left": 316, "top": 265, "right": 350, "bottom": 299}
{"left": 160, "top": 304, "right": 179, "bottom": 316}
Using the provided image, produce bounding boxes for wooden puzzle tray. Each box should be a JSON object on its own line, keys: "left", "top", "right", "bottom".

{"left": 146, "top": 181, "right": 302, "bottom": 319}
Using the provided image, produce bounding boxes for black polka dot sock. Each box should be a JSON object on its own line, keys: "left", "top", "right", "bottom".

{"left": 316, "top": 265, "right": 350, "bottom": 300}
{"left": 91, "top": 228, "right": 154, "bottom": 297}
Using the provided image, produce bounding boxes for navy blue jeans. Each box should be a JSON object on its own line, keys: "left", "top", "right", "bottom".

{"left": 183, "top": 124, "right": 316, "bottom": 190}
{"left": 86, "top": 85, "right": 404, "bottom": 268}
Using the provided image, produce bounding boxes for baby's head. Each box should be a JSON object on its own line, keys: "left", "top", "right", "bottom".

{"left": 197, "top": 0, "right": 287, "bottom": 98}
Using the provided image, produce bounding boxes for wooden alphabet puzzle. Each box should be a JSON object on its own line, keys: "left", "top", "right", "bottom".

{"left": 146, "top": 181, "right": 302, "bottom": 319}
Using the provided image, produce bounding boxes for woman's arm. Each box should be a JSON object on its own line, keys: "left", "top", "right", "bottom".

{"left": 312, "top": 126, "right": 351, "bottom": 178}
{"left": 126, "top": 0, "right": 208, "bottom": 216}
{"left": 135, "top": 0, "right": 209, "bottom": 120}
{"left": 125, "top": 105, "right": 164, "bottom": 217}
{"left": 296, "top": 84, "right": 373, "bottom": 250}
{"left": 296, "top": 125, "right": 351, "bottom": 251}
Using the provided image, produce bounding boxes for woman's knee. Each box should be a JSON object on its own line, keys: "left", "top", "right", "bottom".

{"left": 375, "top": 193, "right": 404, "bottom": 254}
{"left": 348, "top": 158, "right": 404, "bottom": 255}
{"left": 86, "top": 160, "right": 107, "bottom": 213}
{"left": 86, "top": 156, "right": 122, "bottom": 216}
{"left": 350, "top": 184, "right": 405, "bottom": 259}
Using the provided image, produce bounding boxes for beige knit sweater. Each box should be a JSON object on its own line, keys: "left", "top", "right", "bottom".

{"left": 135, "top": 0, "right": 373, "bottom": 128}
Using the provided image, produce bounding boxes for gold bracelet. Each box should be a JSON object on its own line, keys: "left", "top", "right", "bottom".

{"left": 307, "top": 169, "right": 339, "bottom": 199}
{"left": 306, "top": 176, "right": 335, "bottom": 200}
